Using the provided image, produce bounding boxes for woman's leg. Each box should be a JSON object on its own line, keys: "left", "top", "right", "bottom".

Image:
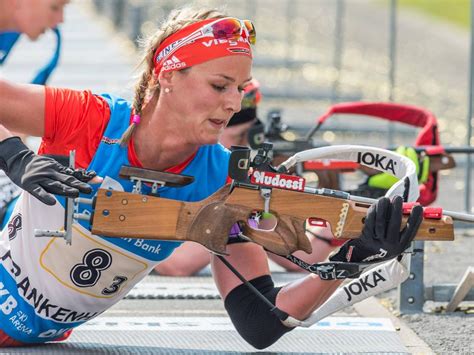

{"left": 154, "top": 241, "right": 211, "bottom": 276}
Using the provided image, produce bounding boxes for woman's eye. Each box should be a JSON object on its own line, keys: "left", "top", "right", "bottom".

{"left": 212, "top": 84, "right": 226, "bottom": 92}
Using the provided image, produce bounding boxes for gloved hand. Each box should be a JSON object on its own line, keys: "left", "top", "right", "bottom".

{"left": 330, "top": 195, "right": 423, "bottom": 263}
{"left": 0, "top": 137, "right": 95, "bottom": 206}
{"left": 367, "top": 146, "right": 430, "bottom": 190}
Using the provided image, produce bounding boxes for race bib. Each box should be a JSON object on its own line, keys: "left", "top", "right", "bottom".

{"left": 40, "top": 224, "right": 148, "bottom": 299}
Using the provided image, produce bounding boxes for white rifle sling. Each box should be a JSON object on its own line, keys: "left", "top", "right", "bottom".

{"left": 282, "top": 259, "right": 409, "bottom": 328}
{"left": 278, "top": 145, "right": 419, "bottom": 202}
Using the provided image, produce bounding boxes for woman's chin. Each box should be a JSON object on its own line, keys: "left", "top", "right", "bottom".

{"left": 195, "top": 136, "right": 219, "bottom": 146}
{"left": 205, "top": 131, "right": 223, "bottom": 145}
{"left": 206, "top": 138, "right": 220, "bottom": 145}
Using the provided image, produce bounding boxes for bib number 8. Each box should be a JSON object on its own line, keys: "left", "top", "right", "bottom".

{"left": 70, "top": 249, "right": 112, "bottom": 288}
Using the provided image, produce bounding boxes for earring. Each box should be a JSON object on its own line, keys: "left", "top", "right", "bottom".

{"left": 164, "top": 87, "right": 171, "bottom": 94}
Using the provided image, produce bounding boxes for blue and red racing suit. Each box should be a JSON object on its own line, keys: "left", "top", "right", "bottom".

{"left": 0, "top": 92, "right": 230, "bottom": 344}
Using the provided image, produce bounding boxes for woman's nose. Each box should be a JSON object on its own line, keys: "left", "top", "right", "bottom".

{"left": 225, "top": 89, "right": 243, "bottom": 114}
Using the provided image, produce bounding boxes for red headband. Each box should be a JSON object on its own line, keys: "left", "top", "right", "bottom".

{"left": 154, "top": 18, "right": 253, "bottom": 75}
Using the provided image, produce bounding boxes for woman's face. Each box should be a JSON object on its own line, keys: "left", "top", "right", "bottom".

{"left": 163, "top": 55, "right": 252, "bottom": 146}
{"left": 13, "top": 0, "right": 68, "bottom": 40}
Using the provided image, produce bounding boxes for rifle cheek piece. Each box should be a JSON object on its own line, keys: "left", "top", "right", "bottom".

{"left": 187, "top": 202, "right": 251, "bottom": 255}
{"left": 188, "top": 196, "right": 313, "bottom": 257}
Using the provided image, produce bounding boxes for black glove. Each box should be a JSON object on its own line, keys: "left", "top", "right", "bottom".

{"left": 330, "top": 195, "right": 423, "bottom": 263}
{"left": 0, "top": 137, "right": 95, "bottom": 206}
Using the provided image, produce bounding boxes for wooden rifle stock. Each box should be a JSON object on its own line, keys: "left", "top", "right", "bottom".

{"left": 91, "top": 184, "right": 454, "bottom": 256}
{"left": 92, "top": 186, "right": 312, "bottom": 256}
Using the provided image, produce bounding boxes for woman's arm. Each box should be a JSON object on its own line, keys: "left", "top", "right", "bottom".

{"left": 0, "top": 82, "right": 97, "bottom": 205}
{"left": 0, "top": 79, "right": 46, "bottom": 137}
{"left": 212, "top": 196, "right": 422, "bottom": 349}
{"left": 211, "top": 243, "right": 342, "bottom": 349}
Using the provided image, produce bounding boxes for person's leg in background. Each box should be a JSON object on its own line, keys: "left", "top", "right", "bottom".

{"left": 154, "top": 242, "right": 211, "bottom": 276}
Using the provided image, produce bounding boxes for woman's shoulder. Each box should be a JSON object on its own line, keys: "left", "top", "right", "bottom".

{"left": 98, "top": 93, "right": 132, "bottom": 110}
{"left": 46, "top": 88, "right": 130, "bottom": 114}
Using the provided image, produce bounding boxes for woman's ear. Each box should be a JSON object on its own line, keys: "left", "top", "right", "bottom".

{"left": 158, "top": 70, "right": 174, "bottom": 90}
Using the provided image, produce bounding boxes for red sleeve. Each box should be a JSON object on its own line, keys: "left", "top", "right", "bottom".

{"left": 39, "top": 87, "right": 111, "bottom": 169}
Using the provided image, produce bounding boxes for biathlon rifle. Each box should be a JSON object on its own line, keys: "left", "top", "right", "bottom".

{"left": 32, "top": 144, "right": 474, "bottom": 329}
{"left": 35, "top": 144, "right": 474, "bottom": 280}
{"left": 87, "top": 144, "right": 473, "bottom": 253}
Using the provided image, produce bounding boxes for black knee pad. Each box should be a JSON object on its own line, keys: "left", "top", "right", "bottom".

{"left": 224, "top": 275, "right": 294, "bottom": 349}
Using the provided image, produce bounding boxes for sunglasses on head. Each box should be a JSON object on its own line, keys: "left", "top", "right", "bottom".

{"left": 156, "top": 17, "right": 256, "bottom": 63}
{"left": 202, "top": 17, "right": 256, "bottom": 45}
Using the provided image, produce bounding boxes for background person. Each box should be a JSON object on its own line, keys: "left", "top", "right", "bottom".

{"left": 0, "top": 0, "right": 66, "bottom": 84}
{"left": 0, "top": 7, "right": 421, "bottom": 349}
{"left": 0, "top": 0, "right": 77, "bottom": 225}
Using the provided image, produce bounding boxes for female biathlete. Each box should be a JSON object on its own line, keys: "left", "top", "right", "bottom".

{"left": 0, "top": 6, "right": 422, "bottom": 349}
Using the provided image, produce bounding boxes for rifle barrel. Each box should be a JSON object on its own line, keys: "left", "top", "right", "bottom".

{"left": 304, "top": 186, "right": 474, "bottom": 223}
{"left": 349, "top": 192, "right": 474, "bottom": 222}
{"left": 444, "top": 210, "right": 474, "bottom": 222}
{"left": 386, "top": 146, "right": 474, "bottom": 154}
{"left": 437, "top": 147, "right": 474, "bottom": 154}
{"left": 270, "top": 137, "right": 473, "bottom": 156}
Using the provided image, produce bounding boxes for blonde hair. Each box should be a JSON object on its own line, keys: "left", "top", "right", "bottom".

{"left": 119, "top": 7, "right": 226, "bottom": 147}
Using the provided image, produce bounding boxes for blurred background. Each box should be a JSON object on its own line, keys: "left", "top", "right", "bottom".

{"left": 1, "top": 0, "right": 473, "bottom": 212}
{"left": 89, "top": 0, "right": 472, "bottom": 146}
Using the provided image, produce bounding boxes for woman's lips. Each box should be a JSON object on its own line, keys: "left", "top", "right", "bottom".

{"left": 208, "top": 119, "right": 226, "bottom": 129}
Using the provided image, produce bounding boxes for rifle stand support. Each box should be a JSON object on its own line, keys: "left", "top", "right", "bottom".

{"left": 398, "top": 241, "right": 425, "bottom": 314}
{"left": 398, "top": 243, "right": 474, "bottom": 313}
